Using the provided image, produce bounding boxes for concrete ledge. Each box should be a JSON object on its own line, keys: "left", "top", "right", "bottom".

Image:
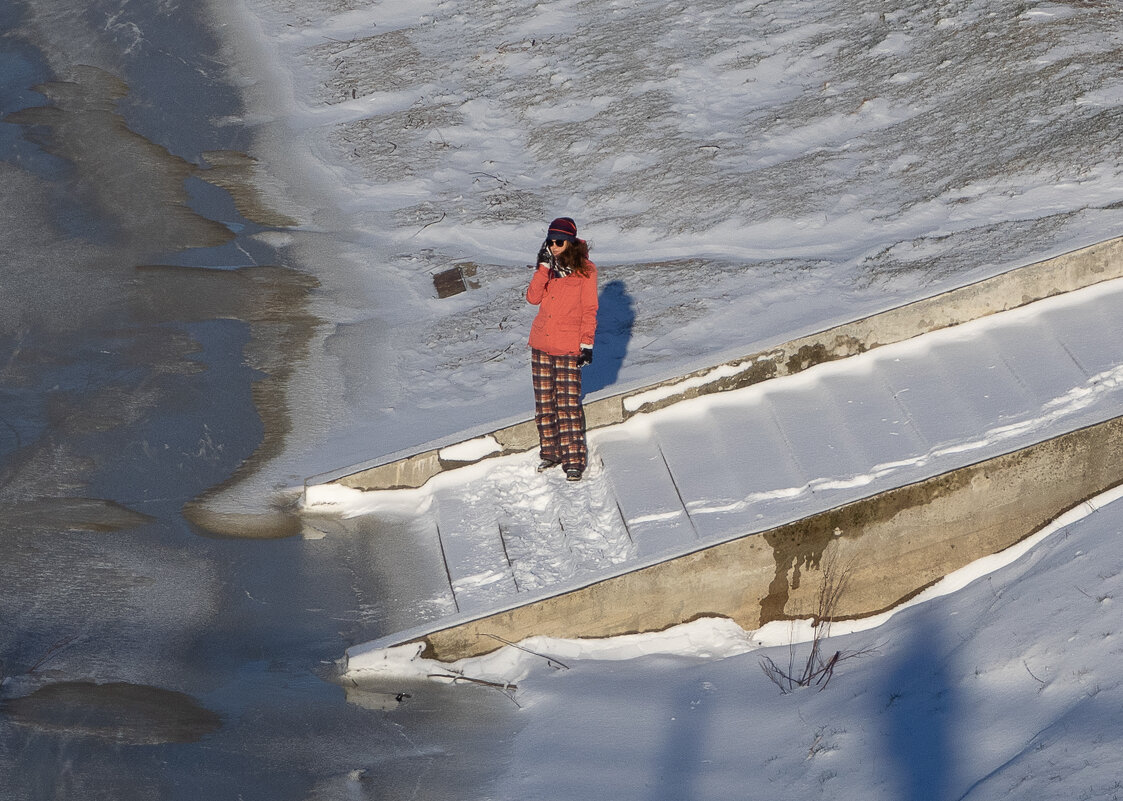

{"left": 350, "top": 414, "right": 1123, "bottom": 662}
{"left": 324, "top": 235, "right": 1123, "bottom": 493}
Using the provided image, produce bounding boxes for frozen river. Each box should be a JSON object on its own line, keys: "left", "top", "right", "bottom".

{"left": 0, "top": 1, "right": 512, "bottom": 798}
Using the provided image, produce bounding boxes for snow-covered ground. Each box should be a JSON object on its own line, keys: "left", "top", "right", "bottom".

{"left": 200, "top": 0, "right": 1123, "bottom": 797}
{"left": 206, "top": 0, "right": 1123, "bottom": 505}
{"left": 346, "top": 484, "right": 1123, "bottom": 800}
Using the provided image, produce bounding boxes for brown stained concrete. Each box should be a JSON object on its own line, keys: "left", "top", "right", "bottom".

{"left": 406, "top": 415, "right": 1123, "bottom": 661}
{"left": 324, "top": 235, "right": 1123, "bottom": 493}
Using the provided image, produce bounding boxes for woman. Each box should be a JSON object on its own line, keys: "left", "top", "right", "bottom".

{"left": 526, "top": 217, "right": 598, "bottom": 481}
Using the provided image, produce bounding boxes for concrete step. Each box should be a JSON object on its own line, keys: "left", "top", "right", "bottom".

{"left": 813, "top": 368, "right": 928, "bottom": 467}
{"left": 433, "top": 490, "right": 518, "bottom": 613}
{"left": 1042, "top": 296, "right": 1123, "bottom": 378}
{"left": 339, "top": 513, "right": 457, "bottom": 634}
{"left": 877, "top": 345, "right": 989, "bottom": 450}
{"left": 986, "top": 317, "right": 1089, "bottom": 400}
{"left": 342, "top": 274, "right": 1123, "bottom": 662}
{"left": 764, "top": 382, "right": 880, "bottom": 488}
{"left": 595, "top": 430, "right": 696, "bottom": 558}
{"left": 651, "top": 399, "right": 803, "bottom": 539}
{"left": 929, "top": 332, "right": 1038, "bottom": 422}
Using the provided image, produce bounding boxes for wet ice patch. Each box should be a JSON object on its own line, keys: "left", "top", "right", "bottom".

{"left": 1, "top": 682, "right": 222, "bottom": 745}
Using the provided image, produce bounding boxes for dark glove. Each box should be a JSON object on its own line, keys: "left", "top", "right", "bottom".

{"left": 536, "top": 241, "right": 552, "bottom": 266}
{"left": 577, "top": 347, "right": 593, "bottom": 367}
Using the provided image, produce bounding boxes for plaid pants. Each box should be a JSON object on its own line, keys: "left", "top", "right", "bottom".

{"left": 531, "top": 348, "right": 587, "bottom": 471}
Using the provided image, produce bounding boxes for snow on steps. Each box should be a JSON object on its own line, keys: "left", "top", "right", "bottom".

{"left": 596, "top": 430, "right": 697, "bottom": 558}
{"left": 318, "top": 276, "right": 1123, "bottom": 658}
{"left": 422, "top": 454, "right": 634, "bottom": 616}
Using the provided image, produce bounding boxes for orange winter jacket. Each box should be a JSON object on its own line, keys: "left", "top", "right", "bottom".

{"left": 526, "top": 260, "right": 598, "bottom": 356}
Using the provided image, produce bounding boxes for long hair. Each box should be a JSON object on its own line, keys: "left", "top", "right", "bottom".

{"left": 556, "top": 238, "right": 592, "bottom": 276}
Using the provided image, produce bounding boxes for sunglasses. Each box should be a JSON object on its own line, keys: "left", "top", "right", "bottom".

{"left": 547, "top": 238, "right": 569, "bottom": 247}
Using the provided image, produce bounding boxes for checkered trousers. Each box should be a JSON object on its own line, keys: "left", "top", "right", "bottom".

{"left": 531, "top": 348, "right": 587, "bottom": 471}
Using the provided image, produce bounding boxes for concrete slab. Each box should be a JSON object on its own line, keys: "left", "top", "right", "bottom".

{"left": 432, "top": 492, "right": 518, "bottom": 613}
{"left": 596, "top": 431, "right": 696, "bottom": 558}
{"left": 763, "top": 385, "right": 873, "bottom": 487}
{"left": 1044, "top": 296, "right": 1123, "bottom": 378}
{"left": 813, "top": 370, "right": 928, "bottom": 466}
{"left": 984, "top": 318, "right": 1089, "bottom": 402}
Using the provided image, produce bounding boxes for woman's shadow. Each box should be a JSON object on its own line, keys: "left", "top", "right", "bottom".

{"left": 584, "top": 279, "right": 635, "bottom": 396}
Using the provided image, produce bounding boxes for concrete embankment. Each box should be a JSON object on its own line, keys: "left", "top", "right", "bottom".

{"left": 331, "top": 234, "right": 1123, "bottom": 666}
{"left": 312, "top": 235, "right": 1123, "bottom": 495}
{"left": 348, "top": 414, "right": 1123, "bottom": 664}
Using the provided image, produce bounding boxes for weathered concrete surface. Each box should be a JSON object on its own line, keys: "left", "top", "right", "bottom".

{"left": 324, "top": 235, "right": 1123, "bottom": 493}
{"left": 391, "top": 414, "right": 1123, "bottom": 661}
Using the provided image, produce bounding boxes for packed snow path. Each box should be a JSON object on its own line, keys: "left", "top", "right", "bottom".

{"left": 315, "top": 279, "right": 1123, "bottom": 634}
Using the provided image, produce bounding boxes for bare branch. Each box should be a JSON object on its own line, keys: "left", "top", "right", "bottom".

{"left": 479, "top": 633, "right": 570, "bottom": 670}
{"left": 759, "top": 551, "right": 870, "bottom": 693}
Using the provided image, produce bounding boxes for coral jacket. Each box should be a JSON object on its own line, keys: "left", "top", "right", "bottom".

{"left": 526, "top": 260, "right": 598, "bottom": 356}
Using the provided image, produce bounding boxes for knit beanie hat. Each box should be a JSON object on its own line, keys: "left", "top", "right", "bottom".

{"left": 547, "top": 217, "right": 578, "bottom": 242}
